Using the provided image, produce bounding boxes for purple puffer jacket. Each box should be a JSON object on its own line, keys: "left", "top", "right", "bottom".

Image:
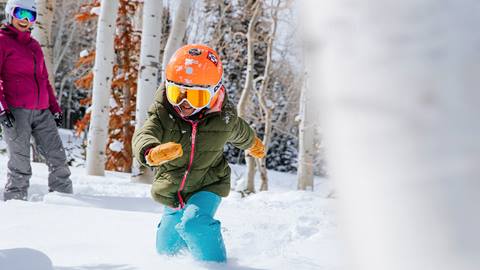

{"left": 0, "top": 24, "right": 61, "bottom": 114}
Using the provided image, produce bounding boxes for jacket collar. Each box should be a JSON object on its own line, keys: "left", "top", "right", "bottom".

{"left": 1, "top": 23, "right": 32, "bottom": 44}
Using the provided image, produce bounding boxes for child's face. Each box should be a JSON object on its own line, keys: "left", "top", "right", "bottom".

{"left": 178, "top": 100, "right": 195, "bottom": 117}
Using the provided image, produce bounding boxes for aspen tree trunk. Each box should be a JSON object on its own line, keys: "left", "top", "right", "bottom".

{"left": 32, "top": 0, "right": 55, "bottom": 86}
{"left": 305, "top": 0, "right": 480, "bottom": 269}
{"left": 237, "top": 1, "right": 261, "bottom": 194}
{"left": 133, "top": 1, "right": 143, "bottom": 30}
{"left": 257, "top": 112, "right": 270, "bottom": 191}
{"left": 132, "top": 0, "right": 163, "bottom": 183}
{"left": 86, "top": 0, "right": 119, "bottom": 176}
{"left": 297, "top": 72, "right": 314, "bottom": 191}
{"left": 237, "top": 1, "right": 260, "bottom": 117}
{"left": 31, "top": 0, "right": 55, "bottom": 162}
{"left": 255, "top": 2, "right": 281, "bottom": 191}
{"left": 161, "top": 0, "right": 192, "bottom": 75}
{"left": 256, "top": 76, "right": 272, "bottom": 192}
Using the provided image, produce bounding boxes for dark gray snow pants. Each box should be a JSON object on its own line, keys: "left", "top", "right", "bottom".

{"left": 1, "top": 108, "right": 72, "bottom": 201}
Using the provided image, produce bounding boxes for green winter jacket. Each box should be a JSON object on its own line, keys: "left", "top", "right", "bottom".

{"left": 132, "top": 89, "right": 255, "bottom": 208}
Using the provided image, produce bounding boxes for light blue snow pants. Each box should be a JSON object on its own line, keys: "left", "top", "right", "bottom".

{"left": 156, "top": 191, "right": 227, "bottom": 262}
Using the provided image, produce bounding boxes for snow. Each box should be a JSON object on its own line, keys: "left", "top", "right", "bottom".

{"left": 295, "top": 114, "right": 302, "bottom": 122}
{"left": 0, "top": 155, "right": 343, "bottom": 270}
{"left": 108, "top": 139, "right": 124, "bottom": 152}
{"left": 90, "top": 7, "right": 101, "bottom": 16}
{"left": 109, "top": 97, "right": 118, "bottom": 109}
{"left": 224, "top": 114, "right": 231, "bottom": 124}
{"left": 58, "top": 129, "right": 86, "bottom": 167}
{"left": 79, "top": 50, "right": 89, "bottom": 58}
{"left": 0, "top": 139, "right": 6, "bottom": 152}
{"left": 266, "top": 99, "right": 275, "bottom": 109}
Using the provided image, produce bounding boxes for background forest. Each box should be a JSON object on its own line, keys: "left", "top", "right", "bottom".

{"left": 0, "top": 0, "right": 324, "bottom": 191}
{"left": 1, "top": 1, "right": 479, "bottom": 270}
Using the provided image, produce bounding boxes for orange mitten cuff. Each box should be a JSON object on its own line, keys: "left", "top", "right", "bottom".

{"left": 247, "top": 137, "right": 266, "bottom": 159}
{"left": 146, "top": 142, "right": 183, "bottom": 166}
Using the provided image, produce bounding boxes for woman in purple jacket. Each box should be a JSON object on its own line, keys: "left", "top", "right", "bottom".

{"left": 0, "top": 0, "right": 72, "bottom": 201}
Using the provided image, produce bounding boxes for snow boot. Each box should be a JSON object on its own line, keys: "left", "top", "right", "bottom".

{"left": 3, "top": 189, "right": 27, "bottom": 201}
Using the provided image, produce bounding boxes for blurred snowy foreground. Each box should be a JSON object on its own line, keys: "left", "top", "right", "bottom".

{"left": 0, "top": 154, "right": 342, "bottom": 270}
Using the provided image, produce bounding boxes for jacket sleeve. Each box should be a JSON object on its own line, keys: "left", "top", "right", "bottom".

{"left": 44, "top": 61, "right": 61, "bottom": 114}
{"left": 0, "top": 47, "right": 8, "bottom": 113}
{"left": 227, "top": 116, "right": 255, "bottom": 150}
{"left": 132, "top": 103, "right": 164, "bottom": 166}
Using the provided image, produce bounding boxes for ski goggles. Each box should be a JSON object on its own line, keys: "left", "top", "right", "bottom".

{"left": 12, "top": 7, "right": 37, "bottom": 23}
{"left": 166, "top": 80, "right": 221, "bottom": 109}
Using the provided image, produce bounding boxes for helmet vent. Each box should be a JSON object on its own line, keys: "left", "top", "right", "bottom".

{"left": 188, "top": 48, "right": 202, "bottom": 56}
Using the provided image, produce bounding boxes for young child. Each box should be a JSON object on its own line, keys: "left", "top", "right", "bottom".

{"left": 132, "top": 44, "right": 265, "bottom": 262}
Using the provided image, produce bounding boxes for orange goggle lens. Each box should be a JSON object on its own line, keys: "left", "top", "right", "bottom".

{"left": 166, "top": 83, "right": 212, "bottom": 109}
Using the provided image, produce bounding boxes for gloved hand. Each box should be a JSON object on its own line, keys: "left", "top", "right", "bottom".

{"left": 146, "top": 142, "right": 183, "bottom": 166}
{"left": 246, "top": 136, "right": 266, "bottom": 158}
{"left": 0, "top": 110, "right": 15, "bottom": 128}
{"left": 53, "top": 112, "right": 63, "bottom": 127}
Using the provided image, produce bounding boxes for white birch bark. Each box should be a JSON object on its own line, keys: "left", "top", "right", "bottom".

{"left": 237, "top": 2, "right": 261, "bottom": 194}
{"left": 255, "top": 2, "right": 280, "bottom": 192}
{"left": 32, "top": 0, "right": 55, "bottom": 86}
{"left": 161, "top": 0, "right": 192, "bottom": 76}
{"left": 86, "top": 0, "right": 119, "bottom": 176}
{"left": 30, "top": 0, "right": 55, "bottom": 161}
{"left": 132, "top": 0, "right": 163, "bottom": 183}
{"left": 304, "top": 0, "right": 480, "bottom": 269}
{"left": 237, "top": 1, "right": 260, "bottom": 118}
{"left": 297, "top": 71, "right": 314, "bottom": 191}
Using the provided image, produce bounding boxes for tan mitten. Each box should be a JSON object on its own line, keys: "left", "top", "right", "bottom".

{"left": 246, "top": 137, "right": 266, "bottom": 159}
{"left": 146, "top": 142, "right": 183, "bottom": 166}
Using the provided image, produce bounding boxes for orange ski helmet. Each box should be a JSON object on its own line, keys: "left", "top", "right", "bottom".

{"left": 165, "top": 44, "right": 223, "bottom": 87}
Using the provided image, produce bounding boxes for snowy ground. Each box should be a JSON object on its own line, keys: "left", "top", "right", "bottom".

{"left": 0, "top": 138, "right": 343, "bottom": 270}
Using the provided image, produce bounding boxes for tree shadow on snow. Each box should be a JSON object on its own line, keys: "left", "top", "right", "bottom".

{"left": 0, "top": 185, "right": 162, "bottom": 213}
{"left": 55, "top": 265, "right": 136, "bottom": 270}
{"left": 43, "top": 192, "right": 162, "bottom": 213}
{"left": 0, "top": 248, "right": 54, "bottom": 270}
{"left": 201, "top": 258, "right": 268, "bottom": 270}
